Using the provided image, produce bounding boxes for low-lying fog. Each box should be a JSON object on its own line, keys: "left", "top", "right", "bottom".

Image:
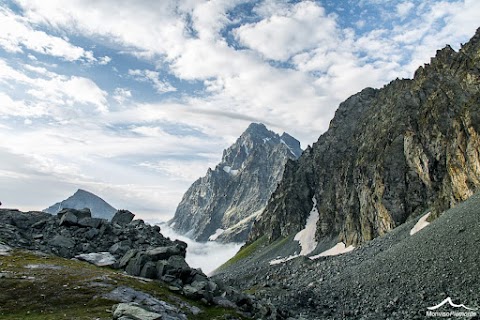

{"left": 160, "top": 225, "right": 243, "bottom": 275}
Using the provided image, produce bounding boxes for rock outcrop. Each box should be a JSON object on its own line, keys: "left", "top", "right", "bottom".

{"left": 249, "top": 27, "right": 480, "bottom": 247}
{"left": 44, "top": 189, "right": 117, "bottom": 220}
{"left": 0, "top": 208, "right": 282, "bottom": 319}
{"left": 170, "top": 123, "right": 302, "bottom": 242}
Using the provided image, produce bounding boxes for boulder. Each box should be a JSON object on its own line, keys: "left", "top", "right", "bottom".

{"left": 85, "top": 228, "right": 99, "bottom": 240}
{"left": 118, "top": 249, "right": 138, "bottom": 269}
{"left": 111, "top": 210, "right": 135, "bottom": 226}
{"left": 77, "top": 217, "right": 103, "bottom": 229}
{"left": 109, "top": 240, "right": 132, "bottom": 256}
{"left": 49, "top": 235, "right": 75, "bottom": 249}
{"left": 140, "top": 261, "right": 157, "bottom": 279}
{"left": 112, "top": 303, "right": 162, "bottom": 320}
{"left": 126, "top": 252, "right": 150, "bottom": 276}
{"left": 59, "top": 212, "right": 78, "bottom": 227}
{"left": 76, "top": 252, "right": 116, "bottom": 267}
{"left": 146, "top": 245, "right": 185, "bottom": 261}
{"left": 57, "top": 208, "right": 92, "bottom": 220}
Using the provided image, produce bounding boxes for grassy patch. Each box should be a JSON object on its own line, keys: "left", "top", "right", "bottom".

{"left": 216, "top": 236, "right": 267, "bottom": 271}
{"left": 0, "top": 250, "right": 246, "bottom": 320}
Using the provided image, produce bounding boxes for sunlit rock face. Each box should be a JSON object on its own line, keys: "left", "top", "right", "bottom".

{"left": 249, "top": 28, "right": 480, "bottom": 247}
{"left": 170, "top": 123, "right": 302, "bottom": 242}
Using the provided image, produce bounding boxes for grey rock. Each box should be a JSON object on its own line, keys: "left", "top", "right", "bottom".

{"left": 76, "top": 252, "right": 116, "bottom": 267}
{"left": 126, "top": 252, "right": 150, "bottom": 276}
{"left": 0, "top": 244, "right": 12, "bottom": 256}
{"left": 48, "top": 235, "right": 75, "bottom": 249}
{"left": 85, "top": 228, "right": 99, "bottom": 240}
{"left": 118, "top": 249, "right": 138, "bottom": 269}
{"left": 59, "top": 212, "right": 78, "bottom": 226}
{"left": 169, "top": 123, "right": 302, "bottom": 242}
{"left": 112, "top": 303, "right": 162, "bottom": 320}
{"left": 77, "top": 217, "right": 103, "bottom": 229}
{"left": 140, "top": 261, "right": 157, "bottom": 279}
{"left": 112, "top": 210, "right": 135, "bottom": 226}
{"left": 146, "top": 244, "right": 185, "bottom": 261}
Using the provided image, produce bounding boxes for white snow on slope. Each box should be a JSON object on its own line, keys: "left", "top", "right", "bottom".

{"left": 280, "top": 139, "right": 297, "bottom": 157}
{"left": 209, "top": 228, "right": 225, "bottom": 241}
{"left": 294, "top": 197, "right": 319, "bottom": 255}
{"left": 269, "top": 197, "right": 319, "bottom": 265}
{"left": 310, "top": 242, "right": 355, "bottom": 259}
{"left": 223, "top": 166, "right": 239, "bottom": 176}
{"left": 410, "top": 212, "right": 431, "bottom": 235}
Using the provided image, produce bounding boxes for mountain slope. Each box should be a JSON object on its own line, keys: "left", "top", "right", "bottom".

{"left": 170, "top": 123, "right": 302, "bottom": 242}
{"left": 216, "top": 191, "right": 480, "bottom": 319}
{"left": 43, "top": 189, "right": 117, "bottom": 220}
{"left": 248, "top": 27, "right": 480, "bottom": 248}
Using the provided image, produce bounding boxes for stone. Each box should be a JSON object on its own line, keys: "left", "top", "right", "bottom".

{"left": 76, "top": 252, "right": 116, "bottom": 267}
{"left": 118, "top": 249, "right": 138, "bottom": 269}
{"left": 111, "top": 210, "right": 135, "bottom": 226}
{"left": 85, "top": 228, "right": 99, "bottom": 240}
{"left": 77, "top": 217, "right": 103, "bottom": 229}
{"left": 112, "top": 303, "right": 162, "bottom": 320}
{"left": 59, "top": 212, "right": 78, "bottom": 227}
{"left": 109, "top": 240, "right": 132, "bottom": 256}
{"left": 126, "top": 252, "right": 150, "bottom": 276}
{"left": 146, "top": 245, "right": 185, "bottom": 261}
{"left": 48, "top": 235, "right": 75, "bottom": 249}
{"left": 0, "top": 244, "right": 12, "bottom": 256}
{"left": 140, "top": 261, "right": 157, "bottom": 279}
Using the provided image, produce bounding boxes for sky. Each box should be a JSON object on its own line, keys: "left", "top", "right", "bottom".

{"left": 0, "top": 0, "right": 479, "bottom": 221}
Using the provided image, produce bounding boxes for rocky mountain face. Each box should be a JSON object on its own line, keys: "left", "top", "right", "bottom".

{"left": 249, "top": 27, "right": 480, "bottom": 247}
{"left": 170, "top": 123, "right": 302, "bottom": 242}
{"left": 44, "top": 189, "right": 117, "bottom": 220}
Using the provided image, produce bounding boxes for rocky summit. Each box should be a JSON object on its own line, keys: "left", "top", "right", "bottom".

{"left": 170, "top": 123, "right": 302, "bottom": 243}
{"left": 248, "top": 27, "right": 480, "bottom": 248}
{"left": 44, "top": 188, "right": 117, "bottom": 220}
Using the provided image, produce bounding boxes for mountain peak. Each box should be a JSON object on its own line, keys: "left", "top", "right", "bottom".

{"left": 44, "top": 189, "right": 117, "bottom": 219}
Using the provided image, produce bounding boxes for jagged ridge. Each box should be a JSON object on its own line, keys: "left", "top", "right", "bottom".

{"left": 170, "top": 123, "right": 302, "bottom": 242}
{"left": 249, "top": 27, "right": 480, "bottom": 247}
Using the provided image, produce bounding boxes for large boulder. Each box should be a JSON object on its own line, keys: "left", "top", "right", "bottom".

{"left": 111, "top": 210, "right": 135, "bottom": 226}
{"left": 126, "top": 252, "right": 150, "bottom": 276}
{"left": 112, "top": 303, "right": 162, "bottom": 320}
{"left": 59, "top": 212, "right": 78, "bottom": 227}
{"left": 75, "top": 252, "right": 116, "bottom": 267}
{"left": 146, "top": 244, "right": 186, "bottom": 261}
{"left": 57, "top": 208, "right": 92, "bottom": 220}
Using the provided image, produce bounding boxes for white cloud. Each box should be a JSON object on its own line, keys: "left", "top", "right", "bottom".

{"left": 128, "top": 69, "right": 176, "bottom": 94}
{"left": 0, "top": 6, "right": 96, "bottom": 62}
{"left": 113, "top": 87, "right": 132, "bottom": 104}
{"left": 234, "top": 1, "right": 338, "bottom": 61}
{"left": 0, "top": 58, "right": 108, "bottom": 114}
{"left": 99, "top": 55, "right": 112, "bottom": 65}
{"left": 396, "top": 2, "right": 415, "bottom": 18}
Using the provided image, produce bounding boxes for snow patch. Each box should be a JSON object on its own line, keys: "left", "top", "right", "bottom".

{"left": 223, "top": 166, "right": 239, "bottom": 176}
{"left": 310, "top": 242, "right": 355, "bottom": 259}
{"left": 263, "top": 137, "right": 271, "bottom": 143}
{"left": 243, "top": 143, "right": 249, "bottom": 156}
{"left": 410, "top": 212, "right": 431, "bottom": 235}
{"left": 294, "top": 197, "right": 319, "bottom": 256}
{"left": 280, "top": 138, "right": 297, "bottom": 157}
{"left": 269, "top": 255, "right": 298, "bottom": 265}
{"left": 208, "top": 228, "right": 225, "bottom": 241}
{"left": 268, "top": 198, "right": 319, "bottom": 265}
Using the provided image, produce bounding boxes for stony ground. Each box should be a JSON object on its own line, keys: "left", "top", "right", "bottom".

{"left": 0, "top": 248, "right": 247, "bottom": 320}
{"left": 216, "top": 193, "right": 480, "bottom": 319}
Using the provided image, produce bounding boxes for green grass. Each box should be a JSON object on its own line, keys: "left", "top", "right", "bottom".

{"left": 0, "top": 250, "right": 247, "bottom": 320}
{"left": 216, "top": 236, "right": 268, "bottom": 272}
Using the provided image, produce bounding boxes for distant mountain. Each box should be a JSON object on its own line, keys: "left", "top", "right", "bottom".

{"left": 43, "top": 189, "right": 117, "bottom": 220}
{"left": 169, "top": 123, "right": 302, "bottom": 242}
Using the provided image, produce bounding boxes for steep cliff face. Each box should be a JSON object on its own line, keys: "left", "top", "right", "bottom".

{"left": 249, "top": 28, "right": 480, "bottom": 247}
{"left": 170, "top": 123, "right": 302, "bottom": 242}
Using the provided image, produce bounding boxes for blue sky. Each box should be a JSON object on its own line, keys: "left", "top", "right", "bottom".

{"left": 0, "top": 0, "right": 479, "bottom": 221}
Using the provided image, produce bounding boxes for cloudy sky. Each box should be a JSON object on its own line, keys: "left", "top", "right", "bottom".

{"left": 0, "top": 0, "right": 479, "bottom": 221}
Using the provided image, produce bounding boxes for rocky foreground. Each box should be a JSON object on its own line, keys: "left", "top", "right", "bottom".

{"left": 0, "top": 208, "right": 283, "bottom": 319}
